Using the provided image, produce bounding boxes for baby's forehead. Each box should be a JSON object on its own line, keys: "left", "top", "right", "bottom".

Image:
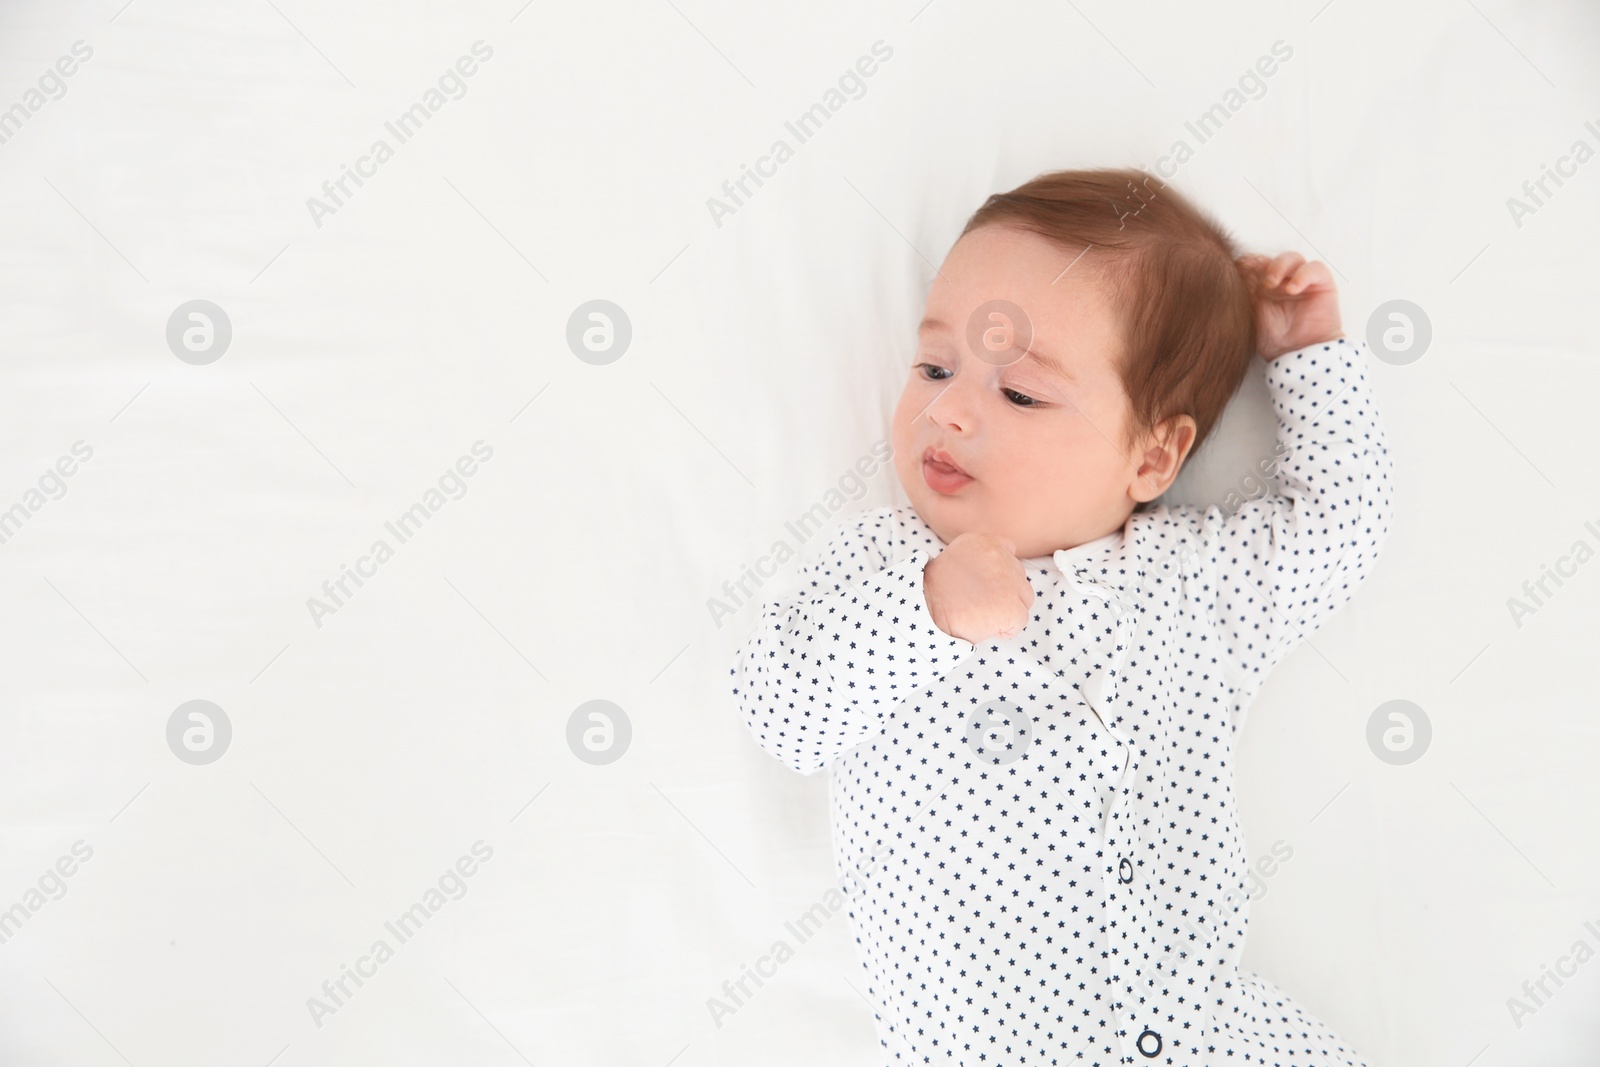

{"left": 922, "top": 249, "right": 1124, "bottom": 355}
{"left": 936, "top": 231, "right": 1123, "bottom": 305}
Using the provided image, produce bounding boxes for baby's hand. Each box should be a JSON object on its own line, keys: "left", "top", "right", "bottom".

{"left": 1237, "top": 252, "right": 1343, "bottom": 361}
{"left": 923, "top": 532, "right": 1034, "bottom": 645}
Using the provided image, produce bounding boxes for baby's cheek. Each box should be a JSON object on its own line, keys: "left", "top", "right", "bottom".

{"left": 891, "top": 420, "right": 922, "bottom": 467}
{"left": 1023, "top": 451, "right": 1095, "bottom": 512}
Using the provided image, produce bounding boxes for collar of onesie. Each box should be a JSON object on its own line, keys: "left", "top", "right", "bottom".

{"left": 1050, "top": 517, "right": 1143, "bottom": 605}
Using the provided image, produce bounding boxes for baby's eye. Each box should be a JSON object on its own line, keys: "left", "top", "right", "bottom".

{"left": 915, "top": 362, "right": 952, "bottom": 381}
{"left": 1004, "top": 388, "right": 1040, "bottom": 408}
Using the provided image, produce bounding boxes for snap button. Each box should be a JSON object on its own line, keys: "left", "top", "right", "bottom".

{"left": 1136, "top": 1027, "right": 1162, "bottom": 1057}
{"left": 1118, "top": 857, "right": 1134, "bottom": 884}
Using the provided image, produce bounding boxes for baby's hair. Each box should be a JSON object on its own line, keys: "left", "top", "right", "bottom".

{"left": 960, "top": 167, "right": 1258, "bottom": 465}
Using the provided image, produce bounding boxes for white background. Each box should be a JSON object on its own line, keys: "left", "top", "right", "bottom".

{"left": 1, "top": 1, "right": 1598, "bottom": 1064}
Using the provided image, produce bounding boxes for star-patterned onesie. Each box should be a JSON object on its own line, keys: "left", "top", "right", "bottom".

{"left": 729, "top": 337, "right": 1393, "bottom": 1066}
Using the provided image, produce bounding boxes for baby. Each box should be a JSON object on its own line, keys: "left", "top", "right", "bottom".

{"left": 730, "top": 167, "right": 1392, "bottom": 1066}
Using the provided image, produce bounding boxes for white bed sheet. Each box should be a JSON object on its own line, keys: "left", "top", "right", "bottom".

{"left": 2, "top": 1, "right": 1598, "bottom": 1064}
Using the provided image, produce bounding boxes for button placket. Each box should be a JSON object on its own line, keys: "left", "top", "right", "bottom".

{"left": 1057, "top": 549, "right": 1169, "bottom": 1064}
{"left": 1104, "top": 790, "right": 1137, "bottom": 894}
{"left": 1097, "top": 688, "right": 1164, "bottom": 1066}
{"left": 1098, "top": 740, "right": 1147, "bottom": 1064}
{"left": 1087, "top": 658, "right": 1138, "bottom": 891}
{"left": 1108, "top": 799, "right": 1168, "bottom": 1063}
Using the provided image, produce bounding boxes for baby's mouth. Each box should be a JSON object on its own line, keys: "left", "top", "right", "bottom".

{"left": 922, "top": 447, "right": 974, "bottom": 494}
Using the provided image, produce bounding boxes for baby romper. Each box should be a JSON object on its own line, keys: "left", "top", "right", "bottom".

{"left": 730, "top": 337, "right": 1394, "bottom": 1066}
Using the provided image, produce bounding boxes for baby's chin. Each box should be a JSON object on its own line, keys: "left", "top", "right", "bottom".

{"left": 901, "top": 483, "right": 973, "bottom": 547}
{"left": 919, "top": 510, "right": 961, "bottom": 548}
{"left": 903, "top": 488, "right": 1067, "bottom": 559}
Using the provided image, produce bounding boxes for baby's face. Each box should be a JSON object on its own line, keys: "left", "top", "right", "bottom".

{"left": 891, "top": 224, "right": 1155, "bottom": 558}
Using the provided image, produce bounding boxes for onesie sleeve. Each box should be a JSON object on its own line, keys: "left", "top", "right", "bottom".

{"left": 1172, "top": 336, "right": 1396, "bottom": 695}
{"left": 729, "top": 508, "right": 976, "bottom": 775}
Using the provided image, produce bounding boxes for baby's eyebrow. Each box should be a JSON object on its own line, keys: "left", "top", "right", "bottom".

{"left": 1018, "top": 342, "right": 1075, "bottom": 383}
{"left": 918, "top": 315, "right": 1076, "bottom": 383}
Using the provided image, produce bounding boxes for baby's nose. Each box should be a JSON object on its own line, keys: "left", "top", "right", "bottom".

{"left": 925, "top": 382, "right": 974, "bottom": 431}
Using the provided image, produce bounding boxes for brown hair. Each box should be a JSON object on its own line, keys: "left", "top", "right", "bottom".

{"left": 959, "top": 167, "right": 1258, "bottom": 467}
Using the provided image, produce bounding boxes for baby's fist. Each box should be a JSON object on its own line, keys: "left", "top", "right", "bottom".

{"left": 1237, "top": 251, "right": 1343, "bottom": 361}
{"left": 923, "top": 532, "right": 1033, "bottom": 646}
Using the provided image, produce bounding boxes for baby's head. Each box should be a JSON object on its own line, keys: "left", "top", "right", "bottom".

{"left": 891, "top": 167, "right": 1259, "bottom": 558}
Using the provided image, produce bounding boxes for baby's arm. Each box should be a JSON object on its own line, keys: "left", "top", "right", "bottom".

{"left": 1177, "top": 255, "right": 1396, "bottom": 695}
{"left": 729, "top": 508, "right": 976, "bottom": 775}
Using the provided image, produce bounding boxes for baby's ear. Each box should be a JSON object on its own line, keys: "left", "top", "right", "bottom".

{"left": 1131, "top": 416, "right": 1197, "bottom": 502}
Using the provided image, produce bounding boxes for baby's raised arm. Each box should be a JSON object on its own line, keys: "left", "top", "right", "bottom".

{"left": 1171, "top": 254, "right": 1396, "bottom": 702}
{"left": 729, "top": 509, "right": 976, "bottom": 775}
